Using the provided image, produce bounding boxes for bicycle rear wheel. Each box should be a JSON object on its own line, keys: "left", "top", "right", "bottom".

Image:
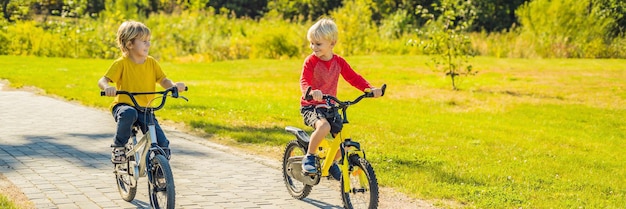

{"left": 282, "top": 140, "right": 313, "bottom": 199}
{"left": 341, "top": 155, "right": 379, "bottom": 209}
{"left": 148, "top": 154, "right": 175, "bottom": 209}
{"left": 114, "top": 158, "right": 137, "bottom": 202}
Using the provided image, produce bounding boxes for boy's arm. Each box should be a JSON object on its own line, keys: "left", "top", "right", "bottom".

{"left": 159, "top": 78, "right": 186, "bottom": 92}
{"left": 98, "top": 77, "right": 117, "bottom": 97}
{"left": 300, "top": 56, "right": 315, "bottom": 95}
{"left": 338, "top": 60, "right": 371, "bottom": 91}
{"left": 338, "top": 59, "right": 382, "bottom": 98}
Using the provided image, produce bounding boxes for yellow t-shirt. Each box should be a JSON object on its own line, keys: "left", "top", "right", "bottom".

{"left": 104, "top": 56, "right": 166, "bottom": 111}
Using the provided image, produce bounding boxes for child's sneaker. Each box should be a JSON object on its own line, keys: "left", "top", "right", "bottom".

{"left": 111, "top": 146, "right": 126, "bottom": 164}
{"left": 328, "top": 163, "right": 341, "bottom": 181}
{"left": 301, "top": 154, "right": 317, "bottom": 175}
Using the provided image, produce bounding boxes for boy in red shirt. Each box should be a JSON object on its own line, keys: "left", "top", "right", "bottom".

{"left": 299, "top": 18, "right": 382, "bottom": 180}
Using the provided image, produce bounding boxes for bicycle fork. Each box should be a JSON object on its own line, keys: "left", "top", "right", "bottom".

{"left": 339, "top": 139, "right": 369, "bottom": 193}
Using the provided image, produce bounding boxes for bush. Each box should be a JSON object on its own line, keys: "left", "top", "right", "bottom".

{"left": 2, "top": 0, "right": 626, "bottom": 61}
{"left": 330, "top": 0, "right": 378, "bottom": 56}
{"left": 248, "top": 18, "right": 304, "bottom": 59}
{"left": 516, "top": 0, "right": 616, "bottom": 58}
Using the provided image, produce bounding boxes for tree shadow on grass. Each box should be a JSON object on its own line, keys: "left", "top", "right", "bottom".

{"left": 189, "top": 120, "right": 299, "bottom": 146}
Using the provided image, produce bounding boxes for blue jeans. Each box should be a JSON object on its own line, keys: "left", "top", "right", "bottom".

{"left": 112, "top": 104, "right": 169, "bottom": 148}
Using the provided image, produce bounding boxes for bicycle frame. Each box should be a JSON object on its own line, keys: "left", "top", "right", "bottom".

{"left": 316, "top": 128, "right": 369, "bottom": 193}
{"left": 125, "top": 122, "right": 162, "bottom": 181}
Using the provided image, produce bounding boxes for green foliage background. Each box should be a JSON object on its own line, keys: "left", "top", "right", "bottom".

{"left": 0, "top": 0, "right": 625, "bottom": 60}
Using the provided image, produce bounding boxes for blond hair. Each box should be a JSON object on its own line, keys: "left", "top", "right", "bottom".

{"left": 116, "top": 21, "right": 151, "bottom": 57}
{"left": 307, "top": 18, "right": 338, "bottom": 42}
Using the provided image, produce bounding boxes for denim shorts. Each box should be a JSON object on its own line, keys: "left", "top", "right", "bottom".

{"left": 300, "top": 106, "right": 343, "bottom": 134}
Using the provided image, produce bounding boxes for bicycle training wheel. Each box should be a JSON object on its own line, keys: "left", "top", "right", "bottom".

{"left": 148, "top": 154, "right": 175, "bottom": 209}
{"left": 115, "top": 158, "right": 137, "bottom": 202}
{"left": 341, "top": 154, "right": 379, "bottom": 209}
{"left": 282, "top": 140, "right": 313, "bottom": 199}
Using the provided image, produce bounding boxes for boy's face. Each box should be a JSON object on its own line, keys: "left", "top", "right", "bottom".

{"left": 309, "top": 37, "right": 335, "bottom": 61}
{"left": 128, "top": 36, "right": 151, "bottom": 58}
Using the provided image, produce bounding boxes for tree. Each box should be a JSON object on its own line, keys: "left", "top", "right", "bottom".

{"left": 414, "top": 0, "right": 477, "bottom": 90}
{"left": 473, "top": 0, "right": 527, "bottom": 32}
{"left": 208, "top": 0, "right": 269, "bottom": 19}
{"left": 267, "top": 0, "right": 342, "bottom": 22}
{"left": 1, "top": 0, "right": 32, "bottom": 21}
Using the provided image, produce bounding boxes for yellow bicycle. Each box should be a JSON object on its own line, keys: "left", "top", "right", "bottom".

{"left": 282, "top": 84, "right": 386, "bottom": 209}
{"left": 101, "top": 87, "right": 187, "bottom": 209}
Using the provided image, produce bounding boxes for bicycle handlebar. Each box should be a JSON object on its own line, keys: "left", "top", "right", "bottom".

{"left": 304, "top": 84, "right": 386, "bottom": 123}
{"left": 305, "top": 84, "right": 386, "bottom": 107}
{"left": 100, "top": 86, "right": 188, "bottom": 112}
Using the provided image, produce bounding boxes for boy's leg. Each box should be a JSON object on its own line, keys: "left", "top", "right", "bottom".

{"left": 152, "top": 117, "right": 170, "bottom": 148}
{"left": 307, "top": 119, "right": 330, "bottom": 154}
{"left": 111, "top": 105, "right": 138, "bottom": 163}
{"left": 302, "top": 119, "right": 330, "bottom": 174}
{"left": 153, "top": 118, "right": 171, "bottom": 159}
{"left": 300, "top": 107, "right": 332, "bottom": 174}
{"left": 112, "top": 105, "right": 138, "bottom": 146}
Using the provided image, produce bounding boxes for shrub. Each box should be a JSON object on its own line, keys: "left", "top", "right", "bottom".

{"left": 249, "top": 18, "right": 303, "bottom": 59}
{"left": 516, "top": 0, "right": 616, "bottom": 58}
{"left": 330, "top": 0, "right": 378, "bottom": 56}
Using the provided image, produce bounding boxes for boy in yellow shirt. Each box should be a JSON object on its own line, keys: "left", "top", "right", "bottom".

{"left": 97, "top": 21, "right": 186, "bottom": 163}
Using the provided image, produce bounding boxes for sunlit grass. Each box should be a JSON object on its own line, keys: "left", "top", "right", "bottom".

{"left": 1, "top": 55, "right": 625, "bottom": 208}
{"left": 0, "top": 194, "right": 19, "bottom": 209}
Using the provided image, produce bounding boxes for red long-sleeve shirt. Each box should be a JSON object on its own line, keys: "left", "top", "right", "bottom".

{"left": 300, "top": 54, "right": 372, "bottom": 106}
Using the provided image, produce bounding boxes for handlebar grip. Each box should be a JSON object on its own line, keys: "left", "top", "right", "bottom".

{"left": 304, "top": 87, "right": 313, "bottom": 101}
{"left": 364, "top": 84, "right": 387, "bottom": 97}
{"left": 100, "top": 91, "right": 105, "bottom": 96}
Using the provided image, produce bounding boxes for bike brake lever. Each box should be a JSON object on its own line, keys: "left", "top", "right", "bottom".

{"left": 381, "top": 84, "right": 387, "bottom": 96}
{"left": 180, "top": 96, "right": 189, "bottom": 102}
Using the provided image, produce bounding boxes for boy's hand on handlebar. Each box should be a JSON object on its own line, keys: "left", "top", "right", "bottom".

{"left": 175, "top": 82, "right": 186, "bottom": 92}
{"left": 310, "top": 89, "right": 323, "bottom": 101}
{"left": 370, "top": 87, "right": 383, "bottom": 98}
{"left": 103, "top": 86, "right": 117, "bottom": 97}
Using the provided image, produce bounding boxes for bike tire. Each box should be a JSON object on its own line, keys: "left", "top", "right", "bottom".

{"left": 115, "top": 159, "right": 137, "bottom": 202}
{"left": 282, "top": 140, "right": 313, "bottom": 199}
{"left": 148, "top": 154, "right": 175, "bottom": 209}
{"left": 341, "top": 155, "right": 379, "bottom": 209}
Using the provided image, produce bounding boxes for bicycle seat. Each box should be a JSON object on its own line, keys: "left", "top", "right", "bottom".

{"left": 285, "top": 126, "right": 310, "bottom": 143}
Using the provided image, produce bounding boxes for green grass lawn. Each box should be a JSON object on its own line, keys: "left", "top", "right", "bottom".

{"left": 1, "top": 55, "right": 625, "bottom": 208}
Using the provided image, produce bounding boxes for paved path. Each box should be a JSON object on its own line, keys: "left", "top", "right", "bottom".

{"left": 0, "top": 82, "right": 433, "bottom": 209}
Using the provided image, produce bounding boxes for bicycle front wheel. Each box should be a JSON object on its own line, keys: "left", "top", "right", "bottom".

{"left": 148, "top": 154, "right": 175, "bottom": 209}
{"left": 115, "top": 159, "right": 137, "bottom": 202}
{"left": 341, "top": 155, "right": 379, "bottom": 209}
